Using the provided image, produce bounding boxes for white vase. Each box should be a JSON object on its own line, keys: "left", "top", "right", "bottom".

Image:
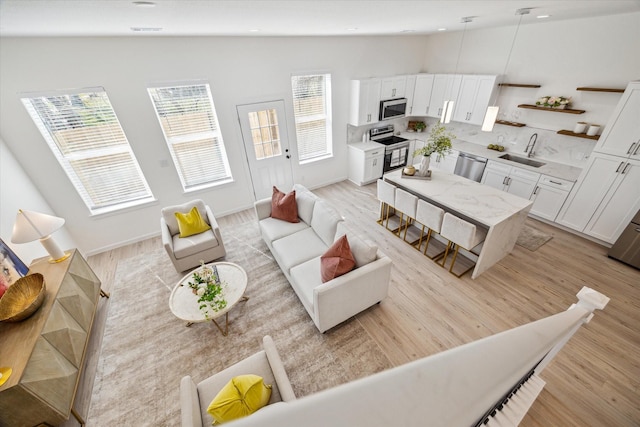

{"left": 418, "top": 155, "right": 431, "bottom": 176}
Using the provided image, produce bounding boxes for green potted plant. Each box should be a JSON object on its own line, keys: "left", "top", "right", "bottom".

{"left": 412, "top": 123, "right": 456, "bottom": 176}
{"left": 414, "top": 121, "right": 426, "bottom": 132}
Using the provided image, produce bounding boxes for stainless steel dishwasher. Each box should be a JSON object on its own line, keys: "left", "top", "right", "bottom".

{"left": 608, "top": 209, "right": 640, "bottom": 269}
{"left": 453, "top": 152, "right": 488, "bottom": 182}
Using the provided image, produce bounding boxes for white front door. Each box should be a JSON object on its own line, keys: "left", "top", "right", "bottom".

{"left": 236, "top": 100, "right": 294, "bottom": 200}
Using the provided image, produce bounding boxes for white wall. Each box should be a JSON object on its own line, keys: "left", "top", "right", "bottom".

{"left": 420, "top": 12, "right": 640, "bottom": 164}
{"left": 0, "top": 138, "right": 77, "bottom": 264}
{"left": 0, "top": 35, "right": 427, "bottom": 255}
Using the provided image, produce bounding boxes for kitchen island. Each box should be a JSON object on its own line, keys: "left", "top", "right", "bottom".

{"left": 384, "top": 167, "right": 533, "bottom": 278}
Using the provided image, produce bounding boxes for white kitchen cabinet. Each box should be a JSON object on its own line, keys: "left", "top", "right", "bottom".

{"left": 349, "top": 78, "right": 382, "bottom": 126}
{"left": 557, "top": 153, "right": 640, "bottom": 243}
{"left": 428, "top": 74, "right": 461, "bottom": 119}
{"left": 591, "top": 82, "right": 640, "bottom": 159}
{"left": 348, "top": 143, "right": 385, "bottom": 186}
{"left": 481, "top": 160, "right": 540, "bottom": 200}
{"left": 380, "top": 76, "right": 407, "bottom": 99}
{"left": 431, "top": 149, "right": 459, "bottom": 174}
{"left": 409, "top": 74, "right": 435, "bottom": 116}
{"left": 529, "top": 175, "right": 574, "bottom": 221}
{"left": 452, "top": 75, "right": 498, "bottom": 125}
{"left": 405, "top": 75, "right": 417, "bottom": 116}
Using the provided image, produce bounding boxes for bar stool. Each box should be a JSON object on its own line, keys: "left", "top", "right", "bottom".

{"left": 376, "top": 179, "right": 398, "bottom": 232}
{"left": 395, "top": 189, "right": 418, "bottom": 242}
{"left": 439, "top": 213, "right": 487, "bottom": 278}
{"left": 414, "top": 200, "right": 446, "bottom": 259}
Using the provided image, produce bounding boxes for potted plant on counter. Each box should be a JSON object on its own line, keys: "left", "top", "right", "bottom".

{"left": 412, "top": 123, "right": 456, "bottom": 176}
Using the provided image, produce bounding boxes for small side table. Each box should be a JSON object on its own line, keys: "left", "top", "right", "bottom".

{"left": 169, "top": 262, "right": 248, "bottom": 336}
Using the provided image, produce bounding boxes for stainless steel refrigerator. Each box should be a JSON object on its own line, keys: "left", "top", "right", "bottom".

{"left": 608, "top": 209, "right": 640, "bottom": 269}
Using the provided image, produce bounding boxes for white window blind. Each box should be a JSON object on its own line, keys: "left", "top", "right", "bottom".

{"left": 147, "top": 83, "right": 232, "bottom": 191}
{"left": 291, "top": 74, "right": 332, "bottom": 162}
{"left": 21, "top": 88, "right": 154, "bottom": 215}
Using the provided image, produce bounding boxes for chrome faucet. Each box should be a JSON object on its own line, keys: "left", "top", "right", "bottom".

{"left": 525, "top": 133, "right": 538, "bottom": 158}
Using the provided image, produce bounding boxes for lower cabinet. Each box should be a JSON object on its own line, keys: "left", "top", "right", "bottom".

{"left": 558, "top": 153, "right": 640, "bottom": 243}
{"left": 348, "top": 143, "right": 385, "bottom": 186}
{"left": 529, "top": 175, "right": 574, "bottom": 221}
{"left": 481, "top": 160, "right": 540, "bottom": 200}
{"left": 430, "top": 149, "right": 459, "bottom": 174}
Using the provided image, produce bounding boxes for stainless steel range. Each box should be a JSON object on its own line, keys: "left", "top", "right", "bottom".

{"left": 369, "top": 124, "right": 409, "bottom": 172}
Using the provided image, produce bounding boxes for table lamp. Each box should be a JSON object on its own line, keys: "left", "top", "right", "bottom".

{"left": 11, "top": 209, "right": 70, "bottom": 263}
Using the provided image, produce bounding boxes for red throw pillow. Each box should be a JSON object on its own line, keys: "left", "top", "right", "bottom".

{"left": 320, "top": 235, "right": 356, "bottom": 283}
{"left": 271, "top": 186, "right": 299, "bottom": 223}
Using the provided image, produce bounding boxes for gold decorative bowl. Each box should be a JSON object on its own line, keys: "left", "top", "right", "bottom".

{"left": 0, "top": 273, "right": 46, "bottom": 322}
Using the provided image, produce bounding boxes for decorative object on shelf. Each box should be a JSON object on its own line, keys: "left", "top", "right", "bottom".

{"left": 587, "top": 124, "right": 601, "bottom": 136}
{"left": 482, "top": 7, "right": 531, "bottom": 132}
{"left": 535, "top": 96, "right": 571, "bottom": 109}
{"left": 403, "top": 165, "right": 416, "bottom": 176}
{"left": 188, "top": 261, "right": 227, "bottom": 319}
{"left": 0, "top": 273, "right": 46, "bottom": 322}
{"left": 413, "top": 123, "right": 455, "bottom": 177}
{"left": 0, "top": 367, "right": 12, "bottom": 387}
{"left": 0, "top": 238, "right": 29, "bottom": 286}
{"left": 11, "top": 210, "right": 70, "bottom": 263}
{"left": 573, "top": 121, "right": 589, "bottom": 134}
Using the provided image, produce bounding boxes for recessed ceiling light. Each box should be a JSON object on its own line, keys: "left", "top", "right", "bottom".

{"left": 249, "top": 29, "right": 260, "bottom": 32}
{"left": 401, "top": 29, "right": 416, "bottom": 33}
{"left": 131, "top": 27, "right": 163, "bottom": 32}
{"left": 347, "top": 28, "right": 358, "bottom": 31}
{"left": 437, "top": 28, "right": 447, "bottom": 31}
{"left": 537, "top": 14, "right": 551, "bottom": 19}
{"left": 132, "top": 1, "right": 156, "bottom": 7}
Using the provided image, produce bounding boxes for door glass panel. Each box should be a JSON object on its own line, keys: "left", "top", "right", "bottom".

{"left": 247, "top": 109, "right": 282, "bottom": 160}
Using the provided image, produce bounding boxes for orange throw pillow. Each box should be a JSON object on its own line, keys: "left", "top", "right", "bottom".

{"left": 271, "top": 186, "right": 299, "bottom": 223}
{"left": 320, "top": 235, "right": 356, "bottom": 283}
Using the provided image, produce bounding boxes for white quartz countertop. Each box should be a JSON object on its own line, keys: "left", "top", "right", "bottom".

{"left": 399, "top": 132, "right": 583, "bottom": 182}
{"left": 348, "top": 141, "right": 385, "bottom": 152}
{"left": 384, "top": 167, "right": 532, "bottom": 228}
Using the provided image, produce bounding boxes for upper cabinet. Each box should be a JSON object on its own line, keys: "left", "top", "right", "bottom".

{"left": 428, "top": 74, "right": 462, "bottom": 119}
{"left": 591, "top": 83, "right": 640, "bottom": 158}
{"left": 380, "top": 76, "right": 407, "bottom": 99}
{"left": 452, "top": 75, "right": 499, "bottom": 125}
{"left": 409, "top": 74, "right": 435, "bottom": 117}
{"left": 349, "top": 78, "right": 382, "bottom": 126}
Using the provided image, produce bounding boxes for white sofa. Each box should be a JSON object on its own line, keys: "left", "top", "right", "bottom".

{"left": 254, "top": 184, "right": 392, "bottom": 333}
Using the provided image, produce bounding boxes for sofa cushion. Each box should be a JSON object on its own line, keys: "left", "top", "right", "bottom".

{"left": 293, "top": 184, "right": 319, "bottom": 224}
{"left": 310, "top": 200, "right": 343, "bottom": 246}
{"left": 320, "top": 235, "right": 355, "bottom": 283}
{"left": 259, "top": 217, "right": 310, "bottom": 246}
{"left": 162, "top": 199, "right": 210, "bottom": 236}
{"left": 335, "top": 223, "right": 378, "bottom": 268}
{"left": 175, "top": 206, "right": 212, "bottom": 238}
{"left": 289, "top": 257, "right": 323, "bottom": 312}
{"left": 206, "top": 375, "right": 272, "bottom": 424}
{"left": 271, "top": 187, "right": 299, "bottom": 223}
{"left": 173, "top": 229, "right": 219, "bottom": 259}
{"left": 272, "top": 228, "right": 327, "bottom": 274}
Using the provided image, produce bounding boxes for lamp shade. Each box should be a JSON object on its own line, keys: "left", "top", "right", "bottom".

{"left": 11, "top": 210, "right": 65, "bottom": 244}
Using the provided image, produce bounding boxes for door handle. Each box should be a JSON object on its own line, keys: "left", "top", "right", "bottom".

{"left": 621, "top": 162, "right": 630, "bottom": 174}
{"left": 502, "top": 176, "right": 508, "bottom": 185}
{"left": 285, "top": 148, "right": 289, "bottom": 153}
{"left": 616, "top": 161, "right": 625, "bottom": 173}
{"left": 628, "top": 142, "right": 636, "bottom": 154}
{"left": 533, "top": 185, "right": 539, "bottom": 195}
{"left": 286, "top": 155, "right": 291, "bottom": 159}
{"left": 634, "top": 141, "right": 640, "bottom": 155}
{"left": 549, "top": 180, "right": 562, "bottom": 185}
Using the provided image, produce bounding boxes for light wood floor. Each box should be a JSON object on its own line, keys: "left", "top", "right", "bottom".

{"left": 72, "top": 179, "right": 639, "bottom": 427}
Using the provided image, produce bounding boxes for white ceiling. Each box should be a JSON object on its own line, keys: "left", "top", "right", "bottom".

{"left": 1, "top": 0, "right": 639, "bottom": 37}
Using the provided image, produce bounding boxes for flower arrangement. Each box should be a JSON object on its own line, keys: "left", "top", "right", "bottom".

{"left": 188, "top": 261, "right": 227, "bottom": 319}
{"left": 535, "top": 96, "right": 571, "bottom": 109}
{"left": 413, "top": 123, "right": 456, "bottom": 159}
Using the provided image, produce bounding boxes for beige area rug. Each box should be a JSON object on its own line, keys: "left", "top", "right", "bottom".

{"left": 88, "top": 221, "right": 392, "bottom": 425}
{"left": 516, "top": 224, "right": 553, "bottom": 251}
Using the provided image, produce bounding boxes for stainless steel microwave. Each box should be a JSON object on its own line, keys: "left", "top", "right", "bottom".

{"left": 379, "top": 98, "right": 407, "bottom": 121}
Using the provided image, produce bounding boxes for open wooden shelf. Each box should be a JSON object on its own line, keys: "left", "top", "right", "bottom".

{"left": 557, "top": 130, "right": 600, "bottom": 140}
{"left": 576, "top": 87, "right": 625, "bottom": 93}
{"left": 498, "top": 83, "right": 541, "bottom": 88}
{"left": 495, "top": 120, "right": 526, "bottom": 128}
{"left": 518, "top": 104, "right": 586, "bottom": 114}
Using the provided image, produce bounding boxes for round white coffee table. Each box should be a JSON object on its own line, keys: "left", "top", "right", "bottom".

{"left": 169, "top": 262, "right": 248, "bottom": 336}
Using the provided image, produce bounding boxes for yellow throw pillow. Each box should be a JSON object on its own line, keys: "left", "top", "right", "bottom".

{"left": 207, "top": 375, "right": 272, "bottom": 424}
{"left": 175, "top": 206, "right": 211, "bottom": 238}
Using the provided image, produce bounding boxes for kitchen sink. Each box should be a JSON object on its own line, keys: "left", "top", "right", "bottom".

{"left": 498, "top": 154, "right": 546, "bottom": 168}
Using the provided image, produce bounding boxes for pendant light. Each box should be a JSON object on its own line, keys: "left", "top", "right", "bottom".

{"left": 441, "top": 16, "right": 473, "bottom": 124}
{"left": 481, "top": 8, "right": 531, "bottom": 132}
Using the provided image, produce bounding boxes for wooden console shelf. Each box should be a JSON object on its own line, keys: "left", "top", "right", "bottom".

{"left": 576, "top": 87, "right": 625, "bottom": 93}
{"left": 518, "top": 104, "right": 586, "bottom": 114}
{"left": 495, "top": 120, "right": 526, "bottom": 128}
{"left": 498, "top": 83, "right": 541, "bottom": 88}
{"left": 0, "top": 250, "right": 102, "bottom": 427}
{"left": 557, "top": 130, "right": 600, "bottom": 140}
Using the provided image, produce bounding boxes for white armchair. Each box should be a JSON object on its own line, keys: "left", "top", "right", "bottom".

{"left": 161, "top": 199, "right": 226, "bottom": 272}
{"left": 180, "top": 335, "right": 296, "bottom": 427}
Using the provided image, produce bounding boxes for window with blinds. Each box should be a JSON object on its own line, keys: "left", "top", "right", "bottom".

{"left": 147, "top": 83, "right": 232, "bottom": 191}
{"left": 21, "top": 88, "right": 154, "bottom": 215}
{"left": 291, "top": 74, "right": 332, "bottom": 162}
